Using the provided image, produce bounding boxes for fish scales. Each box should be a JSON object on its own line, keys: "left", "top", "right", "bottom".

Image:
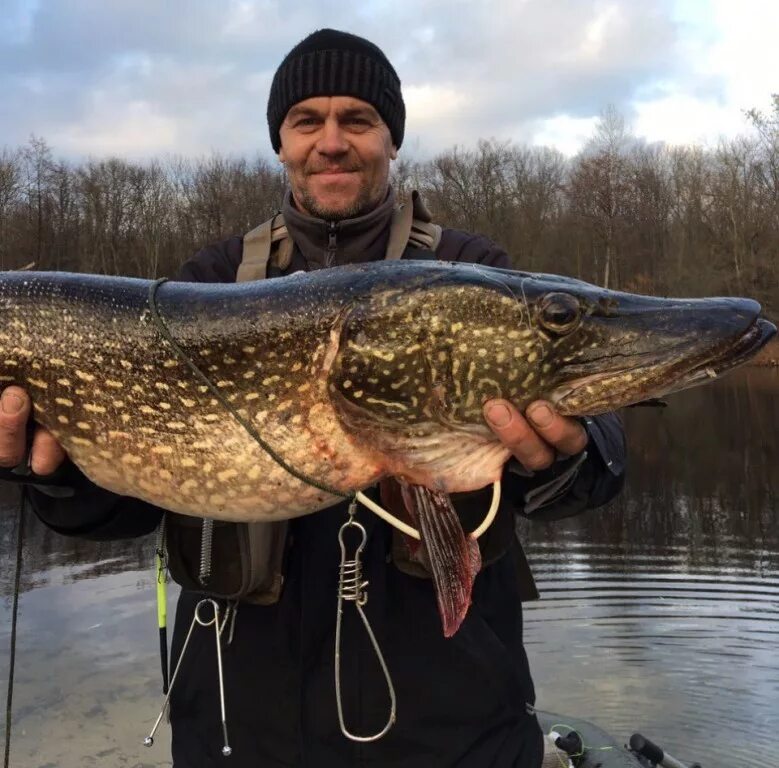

{"left": 0, "top": 262, "right": 774, "bottom": 524}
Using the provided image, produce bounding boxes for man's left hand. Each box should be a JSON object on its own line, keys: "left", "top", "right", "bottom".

{"left": 483, "top": 399, "right": 588, "bottom": 472}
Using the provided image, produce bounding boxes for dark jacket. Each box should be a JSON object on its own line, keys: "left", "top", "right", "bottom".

{"left": 27, "top": 191, "right": 626, "bottom": 768}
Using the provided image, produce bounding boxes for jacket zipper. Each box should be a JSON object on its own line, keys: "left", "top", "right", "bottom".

{"left": 325, "top": 221, "right": 338, "bottom": 267}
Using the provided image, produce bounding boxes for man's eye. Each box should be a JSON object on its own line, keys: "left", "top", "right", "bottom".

{"left": 295, "top": 118, "right": 319, "bottom": 128}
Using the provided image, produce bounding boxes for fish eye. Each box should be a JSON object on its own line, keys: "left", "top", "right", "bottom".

{"left": 538, "top": 293, "right": 581, "bottom": 334}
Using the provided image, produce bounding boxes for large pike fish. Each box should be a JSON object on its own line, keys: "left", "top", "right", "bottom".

{"left": 0, "top": 262, "right": 774, "bottom": 634}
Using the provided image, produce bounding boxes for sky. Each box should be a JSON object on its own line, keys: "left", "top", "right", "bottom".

{"left": 0, "top": 0, "right": 777, "bottom": 162}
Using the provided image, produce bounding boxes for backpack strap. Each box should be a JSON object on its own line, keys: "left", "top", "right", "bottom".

{"left": 236, "top": 213, "right": 293, "bottom": 282}
{"left": 386, "top": 190, "right": 442, "bottom": 259}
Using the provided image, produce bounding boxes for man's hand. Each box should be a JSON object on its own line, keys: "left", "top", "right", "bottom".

{"left": 483, "top": 398, "right": 588, "bottom": 472}
{"left": 0, "top": 386, "right": 66, "bottom": 476}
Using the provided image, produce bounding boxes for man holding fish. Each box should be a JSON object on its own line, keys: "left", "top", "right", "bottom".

{"left": 0, "top": 29, "right": 626, "bottom": 768}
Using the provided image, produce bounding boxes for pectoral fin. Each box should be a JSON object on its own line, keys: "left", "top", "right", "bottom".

{"left": 399, "top": 482, "right": 481, "bottom": 637}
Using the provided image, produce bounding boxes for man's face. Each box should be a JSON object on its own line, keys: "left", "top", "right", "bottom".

{"left": 278, "top": 95, "right": 397, "bottom": 221}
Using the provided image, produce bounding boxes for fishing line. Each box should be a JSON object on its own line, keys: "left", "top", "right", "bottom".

{"left": 3, "top": 487, "right": 26, "bottom": 768}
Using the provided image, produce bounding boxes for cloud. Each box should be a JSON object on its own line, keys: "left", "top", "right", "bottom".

{"left": 0, "top": 0, "right": 774, "bottom": 160}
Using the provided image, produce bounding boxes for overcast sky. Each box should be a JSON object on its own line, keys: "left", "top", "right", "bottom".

{"left": 1, "top": 0, "right": 777, "bottom": 162}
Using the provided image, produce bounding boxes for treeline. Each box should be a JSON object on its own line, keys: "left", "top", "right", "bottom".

{"left": 2, "top": 99, "right": 778, "bottom": 315}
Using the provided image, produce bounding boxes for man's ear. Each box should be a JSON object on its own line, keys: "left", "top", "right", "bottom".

{"left": 390, "top": 145, "right": 398, "bottom": 161}
{"left": 278, "top": 147, "right": 286, "bottom": 163}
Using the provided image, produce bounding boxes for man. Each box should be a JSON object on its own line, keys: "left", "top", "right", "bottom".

{"left": 0, "top": 30, "right": 625, "bottom": 768}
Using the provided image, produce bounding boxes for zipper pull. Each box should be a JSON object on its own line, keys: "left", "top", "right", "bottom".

{"left": 325, "top": 222, "right": 338, "bottom": 267}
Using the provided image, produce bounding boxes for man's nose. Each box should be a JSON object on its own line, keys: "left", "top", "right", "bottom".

{"left": 315, "top": 118, "right": 349, "bottom": 156}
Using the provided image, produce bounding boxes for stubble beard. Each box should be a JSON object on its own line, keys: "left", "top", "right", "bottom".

{"left": 297, "top": 177, "right": 384, "bottom": 222}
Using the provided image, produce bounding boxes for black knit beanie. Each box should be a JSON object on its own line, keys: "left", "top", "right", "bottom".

{"left": 267, "top": 29, "right": 405, "bottom": 152}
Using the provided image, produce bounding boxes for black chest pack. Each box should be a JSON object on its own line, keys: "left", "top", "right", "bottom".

{"left": 163, "top": 192, "right": 442, "bottom": 604}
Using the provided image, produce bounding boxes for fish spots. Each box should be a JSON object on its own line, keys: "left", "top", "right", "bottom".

{"left": 76, "top": 421, "right": 91, "bottom": 431}
{"left": 140, "top": 405, "right": 157, "bottom": 415}
{"left": 163, "top": 359, "right": 178, "bottom": 368}
{"left": 297, "top": 383, "right": 311, "bottom": 393}
{"left": 180, "top": 457, "right": 196, "bottom": 468}
{"left": 262, "top": 375, "right": 281, "bottom": 386}
{"left": 180, "top": 397, "right": 196, "bottom": 407}
{"left": 50, "top": 358, "right": 66, "bottom": 367}
{"left": 26, "top": 377, "right": 47, "bottom": 389}
{"left": 106, "top": 379, "right": 123, "bottom": 389}
{"left": 167, "top": 421, "right": 186, "bottom": 430}
{"left": 71, "top": 437, "right": 93, "bottom": 447}
{"left": 245, "top": 392, "right": 260, "bottom": 401}
{"left": 152, "top": 445, "right": 174, "bottom": 455}
{"left": 57, "top": 415, "right": 69, "bottom": 425}
{"left": 217, "top": 468, "right": 238, "bottom": 483}
{"left": 75, "top": 370, "right": 95, "bottom": 382}
{"left": 55, "top": 397, "right": 74, "bottom": 407}
{"left": 84, "top": 403, "right": 106, "bottom": 414}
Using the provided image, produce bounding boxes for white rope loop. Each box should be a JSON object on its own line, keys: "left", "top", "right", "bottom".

{"left": 355, "top": 480, "right": 501, "bottom": 541}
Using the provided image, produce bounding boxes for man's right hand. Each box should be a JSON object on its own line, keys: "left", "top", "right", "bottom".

{"left": 0, "top": 386, "right": 66, "bottom": 476}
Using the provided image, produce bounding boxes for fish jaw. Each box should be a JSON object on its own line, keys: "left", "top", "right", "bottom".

{"left": 546, "top": 302, "right": 777, "bottom": 415}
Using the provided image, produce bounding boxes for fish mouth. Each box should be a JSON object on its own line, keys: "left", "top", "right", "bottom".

{"left": 682, "top": 317, "right": 776, "bottom": 383}
{"left": 551, "top": 317, "right": 777, "bottom": 413}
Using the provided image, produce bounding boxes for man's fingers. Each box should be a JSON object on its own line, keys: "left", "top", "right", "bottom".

{"left": 30, "top": 427, "right": 67, "bottom": 476}
{"left": 0, "top": 386, "right": 31, "bottom": 467}
{"left": 484, "top": 399, "right": 555, "bottom": 471}
{"left": 526, "top": 401, "right": 588, "bottom": 457}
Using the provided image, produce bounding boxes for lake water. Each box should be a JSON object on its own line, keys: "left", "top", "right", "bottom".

{"left": 1, "top": 368, "right": 778, "bottom": 768}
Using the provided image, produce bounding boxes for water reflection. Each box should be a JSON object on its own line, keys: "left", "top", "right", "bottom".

{"left": 522, "top": 368, "right": 779, "bottom": 768}
{"left": 0, "top": 368, "right": 777, "bottom": 767}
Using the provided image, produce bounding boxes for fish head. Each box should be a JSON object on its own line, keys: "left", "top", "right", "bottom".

{"left": 328, "top": 263, "right": 776, "bottom": 426}
{"left": 492, "top": 269, "right": 777, "bottom": 415}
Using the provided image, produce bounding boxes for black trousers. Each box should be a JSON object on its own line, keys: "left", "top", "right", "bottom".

{"left": 169, "top": 505, "right": 543, "bottom": 768}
